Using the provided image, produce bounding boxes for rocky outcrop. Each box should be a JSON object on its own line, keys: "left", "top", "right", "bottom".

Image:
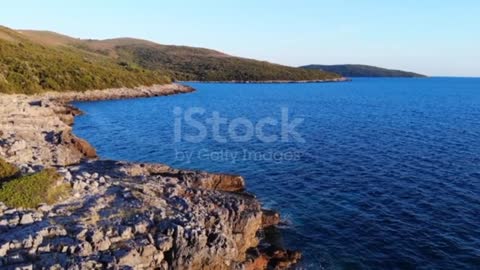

{"left": 262, "top": 209, "right": 281, "bottom": 228}
{"left": 0, "top": 94, "right": 90, "bottom": 166}
{"left": 0, "top": 160, "right": 264, "bottom": 269}
{"left": 0, "top": 83, "right": 300, "bottom": 269}
{"left": 0, "top": 84, "right": 194, "bottom": 167}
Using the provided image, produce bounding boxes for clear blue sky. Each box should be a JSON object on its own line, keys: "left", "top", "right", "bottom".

{"left": 1, "top": 0, "right": 479, "bottom": 76}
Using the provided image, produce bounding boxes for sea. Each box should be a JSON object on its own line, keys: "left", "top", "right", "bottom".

{"left": 74, "top": 78, "right": 480, "bottom": 269}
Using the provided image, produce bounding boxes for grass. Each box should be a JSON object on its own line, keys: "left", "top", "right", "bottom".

{"left": 0, "top": 158, "right": 19, "bottom": 181}
{"left": 0, "top": 168, "right": 71, "bottom": 208}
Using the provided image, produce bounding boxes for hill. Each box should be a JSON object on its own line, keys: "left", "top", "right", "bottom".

{"left": 93, "top": 40, "right": 341, "bottom": 81}
{"left": 300, "top": 64, "right": 425, "bottom": 78}
{"left": 0, "top": 26, "right": 171, "bottom": 94}
{"left": 0, "top": 27, "right": 342, "bottom": 94}
{"left": 19, "top": 30, "right": 341, "bottom": 82}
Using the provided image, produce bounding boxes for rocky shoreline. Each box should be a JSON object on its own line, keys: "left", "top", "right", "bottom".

{"left": 0, "top": 84, "right": 301, "bottom": 269}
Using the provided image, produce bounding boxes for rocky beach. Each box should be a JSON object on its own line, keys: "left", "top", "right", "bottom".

{"left": 0, "top": 84, "right": 300, "bottom": 269}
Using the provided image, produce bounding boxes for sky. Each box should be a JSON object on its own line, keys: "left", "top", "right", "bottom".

{"left": 1, "top": 0, "right": 479, "bottom": 77}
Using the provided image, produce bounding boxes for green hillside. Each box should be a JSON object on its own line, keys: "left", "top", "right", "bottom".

{"left": 0, "top": 26, "right": 170, "bottom": 94}
{"left": 18, "top": 28, "right": 342, "bottom": 82}
{"left": 0, "top": 25, "right": 343, "bottom": 94}
{"left": 106, "top": 42, "right": 341, "bottom": 81}
{"left": 301, "top": 64, "right": 425, "bottom": 78}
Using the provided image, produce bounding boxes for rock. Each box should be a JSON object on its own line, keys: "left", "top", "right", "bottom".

{"left": 255, "top": 247, "right": 302, "bottom": 270}
{"left": 76, "top": 229, "right": 88, "bottom": 240}
{"left": 73, "top": 180, "right": 88, "bottom": 191}
{"left": 4, "top": 209, "right": 18, "bottom": 215}
{"left": 88, "top": 230, "right": 104, "bottom": 243}
{"left": 141, "top": 244, "right": 157, "bottom": 257}
{"left": 63, "top": 170, "right": 72, "bottom": 181}
{"left": 134, "top": 221, "right": 149, "bottom": 234}
{"left": 271, "top": 249, "right": 302, "bottom": 269}
{"left": 246, "top": 254, "right": 269, "bottom": 270}
{"left": 32, "top": 234, "right": 43, "bottom": 250}
{"left": 0, "top": 219, "right": 7, "bottom": 228}
{"left": 0, "top": 242, "right": 9, "bottom": 256}
{"left": 22, "top": 236, "right": 34, "bottom": 249}
{"left": 37, "top": 204, "right": 53, "bottom": 212}
{"left": 208, "top": 174, "right": 246, "bottom": 192}
{"left": 8, "top": 215, "right": 19, "bottom": 228}
{"left": 96, "top": 238, "right": 111, "bottom": 251}
{"left": 120, "top": 227, "right": 133, "bottom": 240}
{"left": 77, "top": 242, "right": 93, "bottom": 257}
{"left": 65, "top": 133, "right": 98, "bottom": 159}
{"left": 155, "top": 235, "right": 173, "bottom": 251}
{"left": 19, "top": 213, "right": 34, "bottom": 225}
{"left": 115, "top": 248, "right": 143, "bottom": 267}
{"left": 262, "top": 209, "right": 281, "bottom": 228}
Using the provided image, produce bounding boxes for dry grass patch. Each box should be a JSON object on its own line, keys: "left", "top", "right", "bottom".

{"left": 0, "top": 168, "right": 71, "bottom": 208}
{"left": 0, "top": 158, "right": 19, "bottom": 181}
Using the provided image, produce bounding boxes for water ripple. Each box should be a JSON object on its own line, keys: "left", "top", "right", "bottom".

{"left": 74, "top": 78, "right": 480, "bottom": 269}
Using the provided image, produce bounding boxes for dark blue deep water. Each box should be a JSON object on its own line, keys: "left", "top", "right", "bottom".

{"left": 74, "top": 78, "right": 480, "bottom": 269}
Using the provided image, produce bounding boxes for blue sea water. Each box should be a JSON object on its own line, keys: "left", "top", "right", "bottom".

{"left": 73, "top": 78, "right": 480, "bottom": 269}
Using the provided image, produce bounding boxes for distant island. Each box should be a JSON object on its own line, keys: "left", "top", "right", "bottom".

{"left": 0, "top": 25, "right": 342, "bottom": 94}
{"left": 300, "top": 64, "right": 426, "bottom": 78}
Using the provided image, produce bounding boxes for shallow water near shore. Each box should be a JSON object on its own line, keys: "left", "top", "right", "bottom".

{"left": 74, "top": 78, "right": 480, "bottom": 269}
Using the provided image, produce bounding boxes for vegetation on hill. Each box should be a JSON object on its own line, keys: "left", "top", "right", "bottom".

{"left": 0, "top": 26, "right": 171, "bottom": 94}
{"left": 301, "top": 64, "right": 425, "bottom": 78}
{"left": 0, "top": 167, "right": 70, "bottom": 208}
{"left": 103, "top": 43, "right": 342, "bottom": 81}
{"left": 17, "top": 28, "right": 342, "bottom": 84}
{"left": 0, "top": 25, "right": 343, "bottom": 94}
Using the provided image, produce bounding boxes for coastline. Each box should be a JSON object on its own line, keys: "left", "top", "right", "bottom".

{"left": 180, "top": 77, "right": 350, "bottom": 84}
{"left": 42, "top": 83, "right": 196, "bottom": 102}
{"left": 0, "top": 83, "right": 300, "bottom": 269}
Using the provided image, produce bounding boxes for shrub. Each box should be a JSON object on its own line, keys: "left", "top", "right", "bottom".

{"left": 0, "top": 158, "right": 19, "bottom": 181}
{"left": 0, "top": 168, "right": 70, "bottom": 208}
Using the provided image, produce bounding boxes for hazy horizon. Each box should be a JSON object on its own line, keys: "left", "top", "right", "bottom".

{"left": 2, "top": 0, "right": 479, "bottom": 77}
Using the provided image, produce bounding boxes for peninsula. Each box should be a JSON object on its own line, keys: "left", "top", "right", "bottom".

{"left": 301, "top": 64, "right": 426, "bottom": 78}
